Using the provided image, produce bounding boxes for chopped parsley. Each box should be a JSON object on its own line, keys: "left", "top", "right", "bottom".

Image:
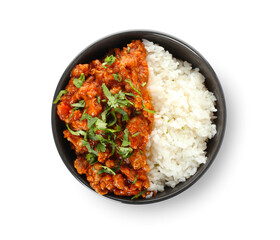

{"left": 127, "top": 47, "right": 130, "bottom": 53}
{"left": 53, "top": 89, "right": 67, "bottom": 104}
{"left": 73, "top": 73, "right": 86, "bottom": 88}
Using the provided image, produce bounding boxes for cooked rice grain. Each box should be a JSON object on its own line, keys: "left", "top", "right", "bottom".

{"left": 143, "top": 39, "right": 217, "bottom": 193}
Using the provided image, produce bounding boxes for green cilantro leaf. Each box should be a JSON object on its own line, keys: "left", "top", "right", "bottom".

{"left": 107, "top": 111, "right": 117, "bottom": 127}
{"left": 144, "top": 108, "right": 156, "bottom": 114}
{"left": 131, "top": 190, "right": 147, "bottom": 200}
{"left": 102, "top": 83, "right": 119, "bottom": 108}
{"left": 95, "top": 118, "right": 107, "bottom": 130}
{"left": 104, "top": 55, "right": 116, "bottom": 66}
{"left": 132, "top": 174, "right": 138, "bottom": 184}
{"left": 125, "top": 79, "right": 156, "bottom": 114}
{"left": 80, "top": 110, "right": 99, "bottom": 129}
{"left": 87, "top": 130, "right": 101, "bottom": 141}
{"left": 97, "top": 166, "right": 116, "bottom": 175}
{"left": 113, "top": 73, "right": 122, "bottom": 82}
{"left": 66, "top": 124, "right": 86, "bottom": 136}
{"left": 53, "top": 90, "right": 67, "bottom": 104}
{"left": 132, "top": 132, "right": 140, "bottom": 137}
{"left": 118, "top": 147, "right": 133, "bottom": 158}
{"left": 124, "top": 92, "right": 136, "bottom": 97}
{"left": 96, "top": 142, "right": 106, "bottom": 152}
{"left": 81, "top": 140, "right": 98, "bottom": 156}
{"left": 112, "top": 159, "right": 123, "bottom": 172}
{"left": 116, "top": 91, "right": 134, "bottom": 107}
{"left": 102, "top": 83, "right": 133, "bottom": 109}
{"left": 71, "top": 100, "right": 85, "bottom": 108}
{"left": 114, "top": 108, "right": 129, "bottom": 121}
{"left": 86, "top": 153, "right": 98, "bottom": 165}
{"left": 100, "top": 107, "right": 112, "bottom": 122}
{"left": 111, "top": 145, "right": 116, "bottom": 155}
{"left": 105, "top": 125, "right": 121, "bottom": 133}
{"left": 122, "top": 129, "right": 131, "bottom": 147}
{"left": 69, "top": 107, "right": 78, "bottom": 118}
{"left": 73, "top": 73, "right": 86, "bottom": 88}
{"left": 125, "top": 79, "right": 141, "bottom": 95}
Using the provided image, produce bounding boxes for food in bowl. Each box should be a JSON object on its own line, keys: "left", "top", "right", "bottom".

{"left": 53, "top": 39, "right": 217, "bottom": 199}
{"left": 143, "top": 40, "right": 217, "bottom": 193}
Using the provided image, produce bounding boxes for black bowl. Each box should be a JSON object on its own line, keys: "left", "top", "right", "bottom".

{"left": 51, "top": 30, "right": 226, "bottom": 204}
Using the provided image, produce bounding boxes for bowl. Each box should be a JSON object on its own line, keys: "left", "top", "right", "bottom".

{"left": 51, "top": 30, "right": 226, "bottom": 204}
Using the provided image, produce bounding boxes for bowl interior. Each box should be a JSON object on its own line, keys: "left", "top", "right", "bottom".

{"left": 51, "top": 30, "right": 226, "bottom": 204}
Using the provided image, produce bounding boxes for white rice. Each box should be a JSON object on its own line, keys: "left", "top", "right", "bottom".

{"left": 143, "top": 39, "right": 217, "bottom": 193}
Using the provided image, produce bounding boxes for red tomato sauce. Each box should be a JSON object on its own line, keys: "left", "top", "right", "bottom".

{"left": 55, "top": 40, "right": 155, "bottom": 198}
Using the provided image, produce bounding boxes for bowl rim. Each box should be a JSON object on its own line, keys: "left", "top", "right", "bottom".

{"left": 51, "top": 29, "right": 226, "bottom": 204}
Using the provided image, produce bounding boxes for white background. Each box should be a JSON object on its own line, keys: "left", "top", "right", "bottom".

{"left": 1, "top": 0, "right": 279, "bottom": 239}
